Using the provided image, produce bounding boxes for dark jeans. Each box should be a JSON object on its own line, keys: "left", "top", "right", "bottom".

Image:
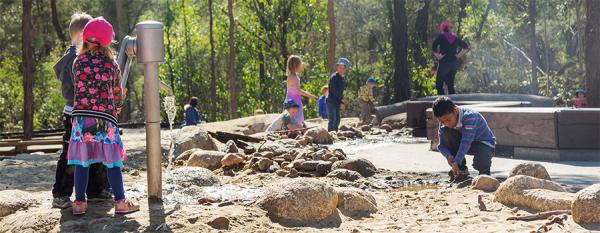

{"left": 52, "top": 113, "right": 109, "bottom": 198}
{"left": 436, "top": 61, "right": 458, "bottom": 95}
{"left": 440, "top": 127, "right": 493, "bottom": 175}
{"left": 326, "top": 102, "right": 341, "bottom": 131}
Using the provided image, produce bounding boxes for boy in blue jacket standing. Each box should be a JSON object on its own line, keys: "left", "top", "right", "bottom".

{"left": 326, "top": 58, "right": 350, "bottom": 131}
{"left": 433, "top": 97, "right": 496, "bottom": 182}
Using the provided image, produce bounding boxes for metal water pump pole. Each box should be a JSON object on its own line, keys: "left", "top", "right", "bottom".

{"left": 135, "top": 21, "right": 166, "bottom": 199}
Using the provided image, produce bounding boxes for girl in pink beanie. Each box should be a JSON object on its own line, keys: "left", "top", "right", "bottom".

{"left": 69, "top": 17, "right": 138, "bottom": 215}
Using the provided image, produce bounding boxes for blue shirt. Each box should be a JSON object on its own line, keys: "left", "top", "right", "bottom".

{"left": 438, "top": 107, "right": 496, "bottom": 164}
{"left": 184, "top": 104, "right": 201, "bottom": 126}
{"left": 318, "top": 95, "right": 328, "bottom": 118}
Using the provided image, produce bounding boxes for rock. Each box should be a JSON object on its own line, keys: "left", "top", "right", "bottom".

{"left": 270, "top": 162, "right": 281, "bottom": 172}
{"left": 572, "top": 184, "right": 600, "bottom": 224}
{"left": 258, "top": 141, "right": 287, "bottom": 155}
{"left": 288, "top": 168, "right": 299, "bottom": 178}
{"left": 329, "top": 157, "right": 339, "bottom": 163}
{"left": 298, "top": 161, "right": 332, "bottom": 173}
{"left": 281, "top": 161, "right": 290, "bottom": 168}
{"left": 336, "top": 188, "right": 377, "bottom": 216}
{"left": 282, "top": 153, "right": 296, "bottom": 161}
{"left": 260, "top": 179, "right": 339, "bottom": 222}
{"left": 360, "top": 125, "right": 371, "bottom": 131}
{"left": 243, "top": 145, "right": 256, "bottom": 154}
{"left": 297, "top": 136, "right": 312, "bottom": 146}
{"left": 332, "top": 149, "right": 347, "bottom": 160}
{"left": 380, "top": 124, "right": 392, "bottom": 132}
{"left": 327, "top": 169, "right": 363, "bottom": 181}
{"left": 316, "top": 161, "right": 333, "bottom": 177}
{"left": 207, "top": 216, "right": 230, "bottom": 230}
{"left": 167, "top": 167, "right": 220, "bottom": 188}
{"left": 198, "top": 197, "right": 220, "bottom": 205}
{"left": 508, "top": 163, "right": 551, "bottom": 180}
{"left": 0, "top": 190, "right": 36, "bottom": 217}
{"left": 261, "top": 152, "right": 275, "bottom": 160}
{"left": 258, "top": 158, "right": 274, "bottom": 172}
{"left": 173, "top": 126, "right": 218, "bottom": 157}
{"left": 338, "top": 131, "right": 356, "bottom": 138}
{"left": 291, "top": 159, "right": 305, "bottom": 170}
{"left": 186, "top": 150, "right": 227, "bottom": 170}
{"left": 129, "top": 170, "right": 140, "bottom": 176}
{"left": 304, "top": 127, "right": 333, "bottom": 144}
{"left": 276, "top": 169, "right": 289, "bottom": 177}
{"left": 221, "top": 153, "right": 245, "bottom": 167}
{"left": 472, "top": 175, "right": 500, "bottom": 192}
{"left": 0, "top": 209, "right": 60, "bottom": 233}
{"left": 381, "top": 113, "right": 406, "bottom": 129}
{"left": 222, "top": 140, "right": 239, "bottom": 153}
{"left": 494, "top": 175, "right": 571, "bottom": 211}
{"left": 339, "top": 124, "right": 354, "bottom": 131}
{"left": 332, "top": 158, "right": 377, "bottom": 177}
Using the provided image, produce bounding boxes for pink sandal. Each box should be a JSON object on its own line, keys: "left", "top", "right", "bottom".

{"left": 115, "top": 199, "right": 140, "bottom": 214}
{"left": 72, "top": 200, "right": 87, "bottom": 215}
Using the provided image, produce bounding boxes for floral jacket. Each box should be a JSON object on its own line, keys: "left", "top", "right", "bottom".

{"left": 71, "top": 53, "right": 125, "bottom": 125}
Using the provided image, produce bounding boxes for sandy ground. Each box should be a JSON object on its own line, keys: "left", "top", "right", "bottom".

{"left": 1, "top": 118, "right": 599, "bottom": 233}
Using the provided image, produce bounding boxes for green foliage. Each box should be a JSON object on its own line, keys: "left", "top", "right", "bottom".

{"left": 0, "top": 0, "right": 588, "bottom": 131}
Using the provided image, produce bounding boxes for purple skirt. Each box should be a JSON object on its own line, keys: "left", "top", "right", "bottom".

{"left": 67, "top": 116, "right": 125, "bottom": 168}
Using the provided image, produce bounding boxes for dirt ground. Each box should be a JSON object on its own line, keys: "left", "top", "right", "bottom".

{"left": 1, "top": 117, "right": 599, "bottom": 233}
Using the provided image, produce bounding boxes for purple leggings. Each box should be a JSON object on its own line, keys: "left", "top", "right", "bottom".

{"left": 75, "top": 165, "right": 125, "bottom": 201}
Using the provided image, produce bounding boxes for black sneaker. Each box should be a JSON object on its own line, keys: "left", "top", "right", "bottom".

{"left": 448, "top": 169, "right": 470, "bottom": 183}
{"left": 87, "top": 189, "right": 113, "bottom": 201}
{"left": 52, "top": 196, "right": 72, "bottom": 209}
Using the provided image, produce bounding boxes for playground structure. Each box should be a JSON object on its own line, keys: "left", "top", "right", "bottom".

{"left": 374, "top": 94, "right": 600, "bottom": 161}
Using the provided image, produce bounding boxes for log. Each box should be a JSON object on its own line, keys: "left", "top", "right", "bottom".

{"left": 375, "top": 93, "right": 554, "bottom": 121}
{"left": 208, "top": 131, "right": 262, "bottom": 144}
{"left": 506, "top": 210, "right": 571, "bottom": 221}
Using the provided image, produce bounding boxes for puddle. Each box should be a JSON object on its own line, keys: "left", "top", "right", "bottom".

{"left": 330, "top": 133, "right": 429, "bottom": 157}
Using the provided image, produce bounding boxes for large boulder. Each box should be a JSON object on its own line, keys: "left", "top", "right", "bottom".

{"left": 304, "top": 127, "right": 333, "bottom": 144}
{"left": 260, "top": 178, "right": 338, "bottom": 223}
{"left": 508, "top": 163, "right": 551, "bottom": 180}
{"left": 331, "top": 158, "right": 377, "bottom": 177}
{"left": 173, "top": 126, "right": 218, "bottom": 157}
{"left": 326, "top": 169, "right": 363, "bottom": 182}
{"left": 572, "top": 184, "right": 600, "bottom": 224}
{"left": 167, "top": 167, "right": 220, "bottom": 188}
{"left": 336, "top": 188, "right": 377, "bottom": 216}
{"left": 186, "top": 150, "right": 226, "bottom": 170}
{"left": 0, "top": 190, "right": 37, "bottom": 217}
{"left": 472, "top": 175, "right": 500, "bottom": 192}
{"left": 0, "top": 209, "right": 60, "bottom": 233}
{"left": 494, "top": 175, "right": 572, "bottom": 211}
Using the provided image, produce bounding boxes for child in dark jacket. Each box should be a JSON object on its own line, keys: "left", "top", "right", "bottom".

{"left": 326, "top": 58, "right": 350, "bottom": 131}
{"left": 51, "top": 12, "right": 110, "bottom": 210}
{"left": 433, "top": 97, "right": 496, "bottom": 182}
{"left": 184, "top": 97, "right": 202, "bottom": 125}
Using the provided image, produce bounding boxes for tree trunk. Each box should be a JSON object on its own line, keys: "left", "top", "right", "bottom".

{"left": 209, "top": 0, "right": 217, "bottom": 121}
{"left": 327, "top": 0, "right": 336, "bottom": 74}
{"left": 411, "top": 0, "right": 430, "bottom": 97}
{"left": 529, "top": 0, "right": 539, "bottom": 94}
{"left": 115, "top": 0, "right": 131, "bottom": 123}
{"left": 476, "top": 0, "right": 493, "bottom": 40}
{"left": 391, "top": 0, "right": 410, "bottom": 102}
{"left": 456, "top": 0, "right": 469, "bottom": 37}
{"left": 227, "top": 0, "right": 237, "bottom": 119}
{"left": 22, "top": 0, "right": 34, "bottom": 140}
{"left": 50, "top": 0, "right": 66, "bottom": 41}
{"left": 585, "top": 0, "right": 600, "bottom": 107}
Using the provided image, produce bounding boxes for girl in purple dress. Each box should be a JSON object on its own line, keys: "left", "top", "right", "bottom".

{"left": 286, "top": 55, "right": 318, "bottom": 126}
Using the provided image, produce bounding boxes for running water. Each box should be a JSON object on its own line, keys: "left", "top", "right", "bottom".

{"left": 163, "top": 95, "right": 177, "bottom": 162}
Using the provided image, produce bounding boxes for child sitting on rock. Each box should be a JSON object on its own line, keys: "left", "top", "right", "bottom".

{"left": 358, "top": 76, "right": 377, "bottom": 125}
{"left": 266, "top": 99, "right": 303, "bottom": 138}
{"left": 433, "top": 96, "right": 496, "bottom": 183}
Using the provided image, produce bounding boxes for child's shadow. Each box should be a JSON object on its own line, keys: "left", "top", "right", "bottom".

{"left": 58, "top": 200, "right": 142, "bottom": 232}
